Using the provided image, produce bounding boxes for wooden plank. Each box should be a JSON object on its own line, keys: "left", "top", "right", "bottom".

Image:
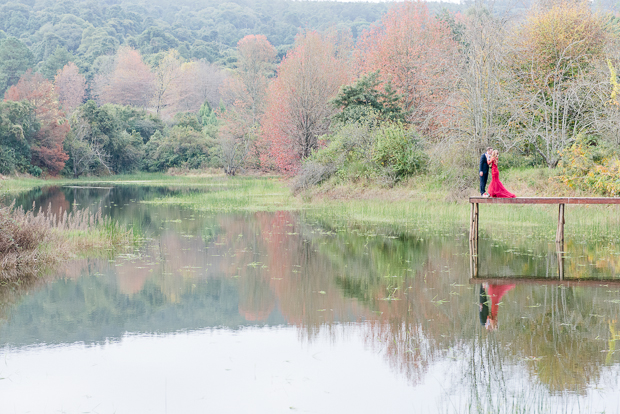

{"left": 470, "top": 277, "right": 620, "bottom": 287}
{"left": 469, "top": 197, "right": 620, "bottom": 205}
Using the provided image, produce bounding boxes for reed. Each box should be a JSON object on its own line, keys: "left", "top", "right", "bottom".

{"left": 0, "top": 201, "right": 132, "bottom": 280}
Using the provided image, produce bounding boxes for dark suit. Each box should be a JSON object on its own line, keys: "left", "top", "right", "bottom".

{"left": 479, "top": 153, "right": 489, "bottom": 195}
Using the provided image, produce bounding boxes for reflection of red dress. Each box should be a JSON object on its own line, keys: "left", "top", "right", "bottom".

{"left": 488, "top": 161, "right": 516, "bottom": 198}
{"left": 487, "top": 284, "right": 515, "bottom": 320}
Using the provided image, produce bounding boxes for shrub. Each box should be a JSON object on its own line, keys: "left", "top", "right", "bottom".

{"left": 144, "top": 127, "right": 220, "bottom": 172}
{"left": 372, "top": 123, "right": 428, "bottom": 179}
{"left": 294, "top": 119, "right": 428, "bottom": 190}
{"left": 557, "top": 135, "right": 620, "bottom": 196}
{"left": 496, "top": 151, "right": 546, "bottom": 169}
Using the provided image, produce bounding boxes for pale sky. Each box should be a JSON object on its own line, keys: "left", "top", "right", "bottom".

{"left": 301, "top": 0, "right": 460, "bottom": 3}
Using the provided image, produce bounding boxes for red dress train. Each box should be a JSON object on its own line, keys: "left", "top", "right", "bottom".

{"left": 488, "top": 160, "right": 515, "bottom": 198}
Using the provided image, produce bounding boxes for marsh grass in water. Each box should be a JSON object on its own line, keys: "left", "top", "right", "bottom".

{"left": 4, "top": 174, "right": 620, "bottom": 244}
{"left": 0, "top": 202, "right": 133, "bottom": 280}
{"left": 141, "top": 177, "right": 295, "bottom": 212}
{"left": 0, "top": 171, "right": 233, "bottom": 199}
{"left": 126, "top": 174, "right": 620, "bottom": 244}
{"left": 304, "top": 200, "right": 620, "bottom": 244}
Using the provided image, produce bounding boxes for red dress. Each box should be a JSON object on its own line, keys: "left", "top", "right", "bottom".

{"left": 488, "top": 160, "right": 516, "bottom": 198}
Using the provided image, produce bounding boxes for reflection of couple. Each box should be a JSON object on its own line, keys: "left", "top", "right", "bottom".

{"left": 479, "top": 147, "right": 516, "bottom": 198}
{"left": 479, "top": 283, "right": 515, "bottom": 331}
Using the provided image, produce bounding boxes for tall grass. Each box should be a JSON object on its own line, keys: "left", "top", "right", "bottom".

{"left": 0, "top": 202, "right": 132, "bottom": 280}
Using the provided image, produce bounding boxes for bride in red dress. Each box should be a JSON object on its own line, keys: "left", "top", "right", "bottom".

{"left": 488, "top": 150, "right": 516, "bottom": 198}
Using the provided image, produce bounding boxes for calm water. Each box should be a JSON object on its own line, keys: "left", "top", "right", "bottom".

{"left": 2, "top": 186, "right": 620, "bottom": 413}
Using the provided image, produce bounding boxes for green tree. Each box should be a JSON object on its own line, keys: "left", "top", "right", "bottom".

{"left": 0, "top": 37, "right": 34, "bottom": 96}
{"left": 144, "top": 126, "right": 218, "bottom": 172}
{"left": 0, "top": 101, "right": 38, "bottom": 175}
{"left": 199, "top": 100, "right": 218, "bottom": 129}
{"left": 331, "top": 71, "right": 406, "bottom": 124}
{"left": 65, "top": 101, "right": 145, "bottom": 177}
{"left": 106, "top": 104, "right": 165, "bottom": 144}
{"left": 39, "top": 46, "right": 76, "bottom": 80}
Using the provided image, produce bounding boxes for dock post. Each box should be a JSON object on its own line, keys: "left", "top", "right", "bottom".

{"left": 469, "top": 203, "right": 479, "bottom": 242}
{"left": 469, "top": 203, "right": 475, "bottom": 242}
{"left": 556, "top": 245, "right": 564, "bottom": 280}
{"left": 469, "top": 239, "right": 479, "bottom": 278}
{"left": 555, "top": 203, "right": 565, "bottom": 244}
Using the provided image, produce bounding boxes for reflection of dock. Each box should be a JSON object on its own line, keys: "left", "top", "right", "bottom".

{"left": 469, "top": 277, "right": 620, "bottom": 287}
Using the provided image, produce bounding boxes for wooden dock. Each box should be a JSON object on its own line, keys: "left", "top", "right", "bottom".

{"left": 468, "top": 196, "right": 620, "bottom": 283}
{"left": 469, "top": 197, "right": 620, "bottom": 245}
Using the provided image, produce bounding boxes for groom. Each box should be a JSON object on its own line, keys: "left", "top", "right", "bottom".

{"left": 479, "top": 147, "right": 492, "bottom": 196}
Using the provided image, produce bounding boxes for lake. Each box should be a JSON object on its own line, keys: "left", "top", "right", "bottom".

{"left": 1, "top": 185, "right": 620, "bottom": 413}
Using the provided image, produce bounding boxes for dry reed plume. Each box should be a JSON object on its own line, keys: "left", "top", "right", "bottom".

{"left": 0, "top": 202, "right": 131, "bottom": 280}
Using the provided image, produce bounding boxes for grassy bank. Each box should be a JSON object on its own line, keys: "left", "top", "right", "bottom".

{"left": 300, "top": 167, "right": 577, "bottom": 202}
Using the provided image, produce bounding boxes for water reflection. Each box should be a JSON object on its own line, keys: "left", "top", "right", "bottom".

{"left": 1, "top": 186, "right": 620, "bottom": 413}
{"left": 480, "top": 283, "right": 515, "bottom": 331}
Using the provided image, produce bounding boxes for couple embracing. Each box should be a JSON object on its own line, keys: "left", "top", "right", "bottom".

{"left": 479, "top": 147, "right": 515, "bottom": 198}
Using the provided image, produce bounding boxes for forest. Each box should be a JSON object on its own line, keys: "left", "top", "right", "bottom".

{"left": 2, "top": 0, "right": 620, "bottom": 196}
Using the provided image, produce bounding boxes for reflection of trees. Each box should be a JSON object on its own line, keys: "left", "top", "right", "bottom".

{"left": 212, "top": 211, "right": 369, "bottom": 337}
{"left": 291, "top": 218, "right": 620, "bottom": 394}
{"left": 506, "top": 285, "right": 617, "bottom": 393}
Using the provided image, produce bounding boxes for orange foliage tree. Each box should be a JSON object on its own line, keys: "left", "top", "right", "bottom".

{"left": 151, "top": 49, "right": 182, "bottom": 116}
{"left": 217, "top": 95, "right": 255, "bottom": 175}
{"left": 93, "top": 47, "right": 155, "bottom": 108}
{"left": 166, "top": 61, "right": 227, "bottom": 116}
{"left": 235, "top": 34, "right": 277, "bottom": 122}
{"left": 54, "top": 62, "right": 86, "bottom": 114}
{"left": 357, "top": 1, "right": 459, "bottom": 137}
{"left": 509, "top": 1, "right": 607, "bottom": 167}
{"left": 5, "top": 70, "right": 69, "bottom": 175}
{"left": 218, "top": 35, "right": 277, "bottom": 174}
{"left": 260, "top": 31, "right": 350, "bottom": 174}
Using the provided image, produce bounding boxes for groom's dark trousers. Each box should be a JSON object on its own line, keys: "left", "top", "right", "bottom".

{"left": 479, "top": 153, "right": 489, "bottom": 195}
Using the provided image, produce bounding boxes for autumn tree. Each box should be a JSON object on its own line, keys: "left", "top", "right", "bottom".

{"left": 4, "top": 70, "right": 69, "bottom": 175}
{"left": 54, "top": 62, "right": 86, "bottom": 114}
{"left": 218, "top": 98, "right": 255, "bottom": 176}
{"left": 235, "top": 34, "right": 277, "bottom": 122}
{"left": 260, "top": 31, "right": 351, "bottom": 174}
{"left": 357, "top": 1, "right": 459, "bottom": 137}
{"left": 166, "top": 61, "right": 227, "bottom": 116}
{"left": 151, "top": 49, "right": 182, "bottom": 116}
{"left": 215, "top": 35, "right": 277, "bottom": 175}
{"left": 455, "top": 6, "right": 517, "bottom": 154}
{"left": 509, "top": 1, "right": 607, "bottom": 167}
{"left": 93, "top": 47, "right": 155, "bottom": 108}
